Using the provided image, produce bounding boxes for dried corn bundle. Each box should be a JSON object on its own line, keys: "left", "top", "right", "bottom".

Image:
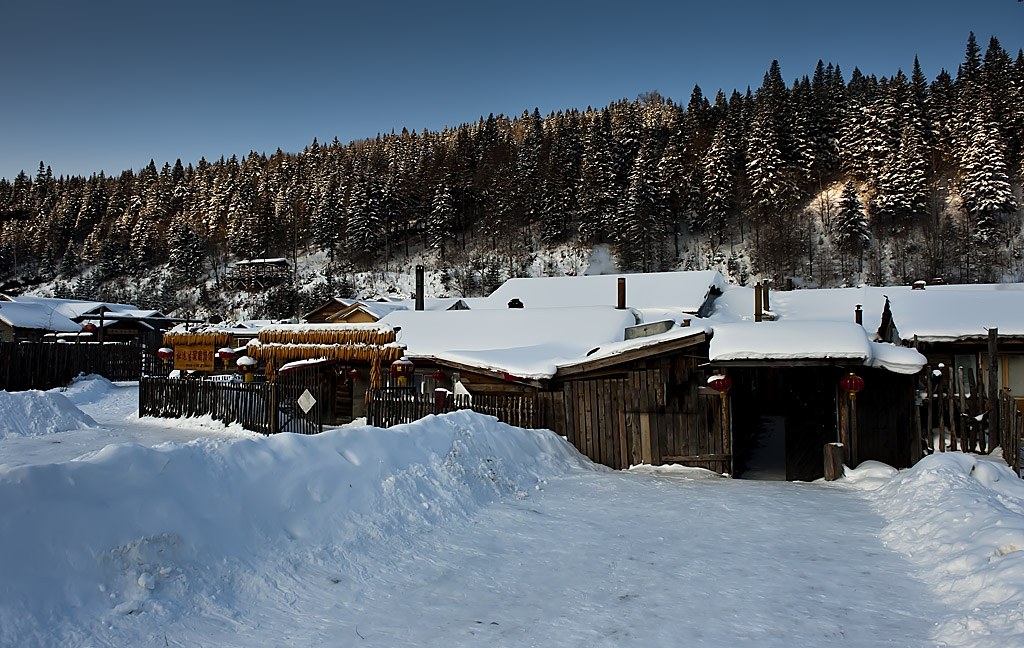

{"left": 256, "top": 325, "right": 396, "bottom": 347}
{"left": 248, "top": 341, "right": 404, "bottom": 368}
{"left": 161, "top": 331, "right": 236, "bottom": 348}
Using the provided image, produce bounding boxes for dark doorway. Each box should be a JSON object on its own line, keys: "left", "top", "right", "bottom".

{"left": 730, "top": 367, "right": 840, "bottom": 481}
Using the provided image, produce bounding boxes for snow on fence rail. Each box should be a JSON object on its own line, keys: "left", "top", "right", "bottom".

{"left": 139, "top": 376, "right": 321, "bottom": 435}
{"left": 367, "top": 388, "right": 538, "bottom": 429}
{"left": 0, "top": 341, "right": 145, "bottom": 392}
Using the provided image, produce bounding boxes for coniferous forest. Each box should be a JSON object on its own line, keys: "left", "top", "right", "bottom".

{"left": 0, "top": 34, "right": 1021, "bottom": 318}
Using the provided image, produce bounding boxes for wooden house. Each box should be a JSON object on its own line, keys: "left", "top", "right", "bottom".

{"left": 875, "top": 283, "right": 1024, "bottom": 416}
{"left": 0, "top": 301, "right": 82, "bottom": 342}
{"left": 303, "top": 298, "right": 355, "bottom": 323}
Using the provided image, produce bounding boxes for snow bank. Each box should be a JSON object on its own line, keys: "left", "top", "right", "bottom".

{"left": 855, "top": 454, "right": 1024, "bottom": 647}
{"left": 0, "top": 411, "right": 591, "bottom": 644}
{"left": 0, "top": 389, "right": 96, "bottom": 438}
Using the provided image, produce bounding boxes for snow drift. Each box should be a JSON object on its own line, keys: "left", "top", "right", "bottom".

{"left": 0, "top": 389, "right": 96, "bottom": 439}
{"left": 0, "top": 411, "right": 592, "bottom": 645}
{"left": 856, "top": 454, "right": 1024, "bottom": 647}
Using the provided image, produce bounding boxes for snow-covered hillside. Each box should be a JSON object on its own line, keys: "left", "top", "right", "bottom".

{"left": 1, "top": 378, "right": 1024, "bottom": 646}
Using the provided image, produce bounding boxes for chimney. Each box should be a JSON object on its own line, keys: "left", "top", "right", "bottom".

{"left": 415, "top": 265, "right": 424, "bottom": 311}
{"left": 855, "top": 304, "right": 863, "bottom": 325}
{"left": 617, "top": 277, "right": 626, "bottom": 310}
{"left": 754, "top": 281, "right": 762, "bottom": 322}
{"left": 762, "top": 281, "right": 770, "bottom": 312}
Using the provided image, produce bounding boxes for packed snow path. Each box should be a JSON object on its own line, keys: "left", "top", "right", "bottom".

{"left": 6, "top": 381, "right": 1014, "bottom": 646}
{"left": 288, "top": 472, "right": 944, "bottom": 647}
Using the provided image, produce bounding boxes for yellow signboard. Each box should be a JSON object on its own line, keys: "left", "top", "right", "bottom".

{"left": 174, "top": 345, "right": 215, "bottom": 371}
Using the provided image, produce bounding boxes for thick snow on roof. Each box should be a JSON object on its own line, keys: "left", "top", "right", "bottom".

{"left": 381, "top": 306, "right": 638, "bottom": 379}
{"left": 0, "top": 302, "right": 82, "bottom": 332}
{"left": 709, "top": 321, "right": 925, "bottom": 374}
{"left": 884, "top": 284, "right": 1024, "bottom": 342}
{"left": 710, "top": 281, "right": 1024, "bottom": 343}
{"left": 710, "top": 285, "right": 887, "bottom": 328}
{"left": 483, "top": 270, "right": 725, "bottom": 312}
{"left": 11, "top": 296, "right": 138, "bottom": 320}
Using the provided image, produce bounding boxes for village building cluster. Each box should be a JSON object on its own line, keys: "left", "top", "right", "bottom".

{"left": 7, "top": 269, "right": 1024, "bottom": 481}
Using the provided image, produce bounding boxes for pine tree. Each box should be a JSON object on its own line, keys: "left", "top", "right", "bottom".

{"left": 698, "top": 125, "right": 735, "bottom": 246}
{"left": 616, "top": 139, "right": 669, "bottom": 272}
{"left": 427, "top": 179, "right": 456, "bottom": 258}
{"left": 832, "top": 181, "right": 870, "bottom": 273}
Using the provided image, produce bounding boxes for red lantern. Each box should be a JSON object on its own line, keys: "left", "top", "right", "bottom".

{"left": 390, "top": 357, "right": 415, "bottom": 386}
{"left": 432, "top": 369, "right": 445, "bottom": 382}
{"left": 707, "top": 374, "right": 732, "bottom": 392}
{"left": 217, "top": 347, "right": 235, "bottom": 360}
{"left": 840, "top": 373, "right": 865, "bottom": 393}
{"left": 348, "top": 368, "right": 361, "bottom": 380}
{"left": 82, "top": 322, "right": 97, "bottom": 332}
{"left": 157, "top": 347, "right": 174, "bottom": 361}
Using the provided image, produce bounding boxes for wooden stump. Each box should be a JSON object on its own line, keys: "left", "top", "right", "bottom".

{"left": 824, "top": 442, "right": 845, "bottom": 481}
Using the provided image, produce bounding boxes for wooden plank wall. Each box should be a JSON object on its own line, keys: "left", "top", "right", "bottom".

{"left": 550, "top": 353, "right": 727, "bottom": 473}
{"left": 0, "top": 341, "right": 144, "bottom": 392}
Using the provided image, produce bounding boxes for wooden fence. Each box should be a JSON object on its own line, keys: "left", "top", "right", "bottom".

{"left": 0, "top": 341, "right": 145, "bottom": 392}
{"left": 920, "top": 363, "right": 1024, "bottom": 475}
{"left": 139, "top": 376, "right": 322, "bottom": 435}
{"left": 367, "top": 388, "right": 538, "bottom": 429}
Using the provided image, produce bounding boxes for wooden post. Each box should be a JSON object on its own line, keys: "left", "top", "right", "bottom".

{"left": 754, "top": 282, "right": 762, "bottom": 322}
{"left": 912, "top": 379, "right": 923, "bottom": 463}
{"left": 967, "top": 368, "right": 979, "bottom": 452}
{"left": 617, "top": 277, "right": 626, "bottom": 310}
{"left": 988, "top": 328, "right": 999, "bottom": 456}
{"left": 958, "top": 366, "right": 968, "bottom": 452}
{"left": 838, "top": 383, "right": 849, "bottom": 463}
{"left": 849, "top": 391, "right": 859, "bottom": 466}
{"left": 824, "top": 442, "right": 844, "bottom": 481}
{"left": 948, "top": 365, "right": 958, "bottom": 452}
{"left": 925, "top": 368, "right": 934, "bottom": 453}
{"left": 721, "top": 390, "right": 731, "bottom": 473}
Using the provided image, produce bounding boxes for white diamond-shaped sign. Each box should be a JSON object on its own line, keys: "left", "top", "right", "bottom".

{"left": 297, "top": 389, "right": 317, "bottom": 414}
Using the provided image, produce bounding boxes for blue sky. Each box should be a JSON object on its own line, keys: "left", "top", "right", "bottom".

{"left": 2, "top": 0, "right": 1021, "bottom": 181}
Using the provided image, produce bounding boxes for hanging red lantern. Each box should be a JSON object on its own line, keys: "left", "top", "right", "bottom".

{"left": 840, "top": 372, "right": 865, "bottom": 393}
{"left": 82, "top": 322, "right": 97, "bottom": 332}
{"left": 348, "top": 367, "right": 361, "bottom": 380}
{"left": 390, "top": 357, "right": 415, "bottom": 386}
{"left": 217, "top": 347, "right": 235, "bottom": 360}
{"left": 707, "top": 374, "right": 732, "bottom": 392}
{"left": 432, "top": 369, "right": 446, "bottom": 382}
{"left": 157, "top": 347, "right": 174, "bottom": 361}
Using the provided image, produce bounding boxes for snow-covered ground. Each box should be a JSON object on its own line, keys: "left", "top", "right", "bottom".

{"left": 2, "top": 377, "right": 1024, "bottom": 646}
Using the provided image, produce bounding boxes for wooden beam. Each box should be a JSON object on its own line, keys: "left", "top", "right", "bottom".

{"left": 555, "top": 332, "right": 708, "bottom": 378}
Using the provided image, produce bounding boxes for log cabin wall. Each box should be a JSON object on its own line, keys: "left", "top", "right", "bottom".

{"left": 543, "top": 349, "right": 726, "bottom": 473}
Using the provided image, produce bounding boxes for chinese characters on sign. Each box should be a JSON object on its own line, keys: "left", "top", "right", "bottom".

{"left": 174, "top": 345, "right": 215, "bottom": 371}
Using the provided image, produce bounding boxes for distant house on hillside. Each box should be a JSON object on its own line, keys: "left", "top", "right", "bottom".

{"left": 228, "top": 258, "right": 291, "bottom": 291}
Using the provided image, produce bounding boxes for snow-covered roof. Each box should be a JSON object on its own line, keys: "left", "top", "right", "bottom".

{"left": 710, "top": 281, "right": 1024, "bottom": 344}
{"left": 235, "top": 258, "right": 289, "bottom": 266}
{"left": 883, "top": 284, "right": 1024, "bottom": 342}
{"left": 10, "top": 296, "right": 139, "bottom": 320}
{"left": 482, "top": 270, "right": 725, "bottom": 313}
{"left": 380, "top": 306, "right": 639, "bottom": 380}
{"left": 0, "top": 302, "right": 82, "bottom": 332}
{"left": 709, "top": 321, "right": 926, "bottom": 374}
